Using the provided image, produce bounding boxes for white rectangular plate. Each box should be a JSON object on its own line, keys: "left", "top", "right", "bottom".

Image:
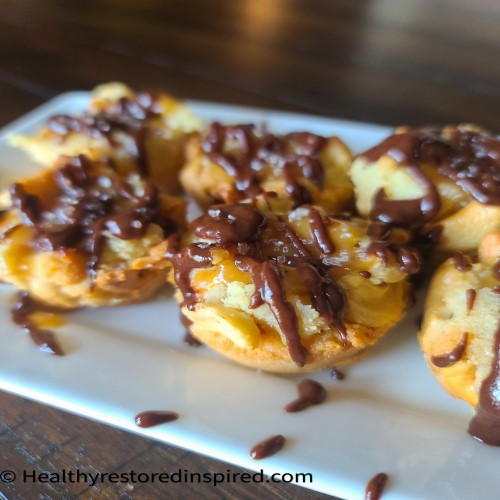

{"left": 0, "top": 94, "right": 497, "bottom": 500}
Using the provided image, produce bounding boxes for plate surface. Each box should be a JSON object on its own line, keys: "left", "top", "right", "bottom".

{"left": 0, "top": 94, "right": 497, "bottom": 500}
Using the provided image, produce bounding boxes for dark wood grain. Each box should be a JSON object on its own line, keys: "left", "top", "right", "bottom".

{"left": 0, "top": 0, "right": 499, "bottom": 498}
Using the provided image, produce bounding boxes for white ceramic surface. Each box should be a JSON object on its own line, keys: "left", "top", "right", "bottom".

{"left": 0, "top": 94, "right": 497, "bottom": 500}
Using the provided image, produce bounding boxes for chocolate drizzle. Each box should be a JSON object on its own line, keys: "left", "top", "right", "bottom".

{"left": 284, "top": 379, "right": 327, "bottom": 412}
{"left": 167, "top": 239, "right": 213, "bottom": 311}
{"left": 468, "top": 323, "right": 500, "bottom": 445}
{"left": 201, "top": 123, "right": 326, "bottom": 205}
{"left": 11, "top": 291, "right": 64, "bottom": 355}
{"left": 134, "top": 410, "right": 179, "bottom": 428}
{"left": 237, "top": 257, "right": 308, "bottom": 366}
{"left": 249, "top": 434, "right": 286, "bottom": 460}
{"left": 452, "top": 252, "right": 472, "bottom": 272}
{"left": 192, "top": 204, "right": 266, "bottom": 245}
{"left": 307, "top": 206, "right": 335, "bottom": 254}
{"left": 9, "top": 155, "right": 178, "bottom": 283}
{"left": 361, "top": 127, "right": 500, "bottom": 228}
{"left": 365, "top": 472, "right": 388, "bottom": 500}
{"left": 47, "top": 92, "right": 161, "bottom": 175}
{"left": 493, "top": 260, "right": 500, "bottom": 281}
{"left": 431, "top": 332, "right": 468, "bottom": 368}
{"left": 465, "top": 289, "right": 477, "bottom": 314}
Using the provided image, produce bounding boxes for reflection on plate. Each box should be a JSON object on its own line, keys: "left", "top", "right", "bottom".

{"left": 0, "top": 94, "right": 497, "bottom": 500}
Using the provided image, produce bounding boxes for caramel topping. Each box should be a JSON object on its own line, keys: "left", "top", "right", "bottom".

{"left": 201, "top": 123, "right": 326, "bottom": 205}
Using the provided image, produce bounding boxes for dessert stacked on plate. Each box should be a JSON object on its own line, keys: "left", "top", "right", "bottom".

{"left": 1, "top": 83, "right": 499, "bottom": 443}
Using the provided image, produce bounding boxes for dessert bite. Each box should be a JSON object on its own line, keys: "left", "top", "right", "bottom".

{"left": 418, "top": 231, "right": 500, "bottom": 445}
{"left": 0, "top": 155, "right": 185, "bottom": 308}
{"left": 180, "top": 123, "right": 354, "bottom": 212}
{"left": 350, "top": 124, "right": 500, "bottom": 255}
{"left": 167, "top": 195, "right": 419, "bottom": 373}
{"left": 9, "top": 82, "right": 203, "bottom": 194}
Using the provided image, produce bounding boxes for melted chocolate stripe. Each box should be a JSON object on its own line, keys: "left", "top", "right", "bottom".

{"left": 466, "top": 289, "right": 477, "bottom": 314}
{"left": 431, "top": 332, "right": 468, "bottom": 368}
{"left": 365, "top": 472, "right": 388, "bottom": 500}
{"left": 11, "top": 291, "right": 64, "bottom": 355}
{"left": 468, "top": 323, "right": 500, "bottom": 445}
{"left": 237, "top": 257, "right": 308, "bottom": 367}
{"left": 307, "top": 206, "right": 335, "bottom": 254}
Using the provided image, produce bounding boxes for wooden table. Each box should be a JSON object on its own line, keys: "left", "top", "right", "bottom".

{"left": 0, "top": 1, "right": 498, "bottom": 498}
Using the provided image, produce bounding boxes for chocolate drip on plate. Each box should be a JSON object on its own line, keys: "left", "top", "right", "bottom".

{"left": 468, "top": 323, "right": 500, "bottom": 445}
{"left": 284, "top": 379, "right": 327, "bottom": 412}
{"left": 431, "top": 332, "right": 468, "bottom": 368}
{"left": 249, "top": 434, "right": 286, "bottom": 460}
{"left": 365, "top": 472, "right": 388, "bottom": 500}
{"left": 331, "top": 367, "right": 345, "bottom": 380}
{"left": 11, "top": 291, "right": 64, "bottom": 355}
{"left": 134, "top": 410, "right": 179, "bottom": 428}
{"left": 167, "top": 240, "right": 213, "bottom": 311}
{"left": 362, "top": 127, "right": 500, "bottom": 228}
